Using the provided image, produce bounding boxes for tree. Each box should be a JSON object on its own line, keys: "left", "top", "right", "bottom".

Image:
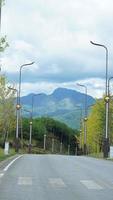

{"left": 0, "top": 36, "right": 9, "bottom": 52}
{"left": 0, "top": 0, "right": 9, "bottom": 53}
{"left": 0, "top": 75, "right": 16, "bottom": 147}
{"left": 22, "top": 117, "right": 78, "bottom": 154}
{"left": 83, "top": 97, "right": 113, "bottom": 154}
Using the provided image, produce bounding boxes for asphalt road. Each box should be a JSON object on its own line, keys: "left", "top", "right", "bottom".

{"left": 0, "top": 154, "right": 113, "bottom": 200}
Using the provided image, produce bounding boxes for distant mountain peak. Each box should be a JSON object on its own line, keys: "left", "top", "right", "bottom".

{"left": 53, "top": 87, "right": 75, "bottom": 93}
{"left": 21, "top": 87, "right": 95, "bottom": 129}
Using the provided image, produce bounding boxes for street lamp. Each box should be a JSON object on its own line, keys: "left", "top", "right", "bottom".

{"left": 31, "top": 93, "right": 47, "bottom": 150}
{"left": 68, "top": 144, "right": 70, "bottom": 155}
{"left": 52, "top": 128, "right": 55, "bottom": 153}
{"left": 29, "top": 120, "right": 33, "bottom": 153}
{"left": 44, "top": 134, "right": 46, "bottom": 151}
{"left": 22, "top": 108, "right": 32, "bottom": 153}
{"left": 74, "top": 106, "right": 83, "bottom": 154}
{"left": 107, "top": 77, "right": 113, "bottom": 145}
{"left": 18, "top": 62, "right": 34, "bottom": 152}
{"left": 8, "top": 86, "right": 20, "bottom": 152}
{"left": 77, "top": 83, "right": 87, "bottom": 155}
{"left": 18, "top": 62, "right": 35, "bottom": 105}
{"left": 90, "top": 41, "right": 109, "bottom": 158}
{"left": 60, "top": 133, "right": 63, "bottom": 154}
{"left": 60, "top": 142, "right": 63, "bottom": 154}
{"left": 108, "top": 77, "right": 113, "bottom": 95}
{"left": 52, "top": 138, "right": 54, "bottom": 153}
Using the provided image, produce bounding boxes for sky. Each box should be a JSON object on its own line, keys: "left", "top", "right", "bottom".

{"left": 1, "top": 0, "right": 113, "bottom": 98}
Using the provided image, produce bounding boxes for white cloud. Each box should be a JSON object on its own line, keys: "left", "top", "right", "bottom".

{"left": 13, "top": 78, "right": 105, "bottom": 98}
{"left": 1, "top": 0, "right": 113, "bottom": 97}
{"left": 13, "top": 40, "right": 34, "bottom": 53}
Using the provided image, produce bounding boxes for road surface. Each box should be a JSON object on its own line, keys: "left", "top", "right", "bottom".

{"left": 0, "top": 154, "right": 113, "bottom": 200}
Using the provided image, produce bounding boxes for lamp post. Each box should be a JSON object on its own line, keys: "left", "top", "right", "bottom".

{"left": 108, "top": 77, "right": 113, "bottom": 145}
{"left": 18, "top": 62, "right": 34, "bottom": 152}
{"left": 74, "top": 106, "right": 83, "bottom": 154}
{"left": 60, "top": 142, "right": 63, "bottom": 154}
{"left": 79, "top": 129, "right": 82, "bottom": 149}
{"left": 8, "top": 86, "right": 20, "bottom": 152}
{"left": 18, "top": 62, "right": 35, "bottom": 105}
{"left": 68, "top": 144, "right": 70, "bottom": 155}
{"left": 29, "top": 120, "right": 32, "bottom": 153}
{"left": 44, "top": 134, "right": 46, "bottom": 151}
{"left": 90, "top": 41, "right": 109, "bottom": 158}
{"left": 77, "top": 83, "right": 87, "bottom": 155}
{"left": 60, "top": 133, "right": 63, "bottom": 154}
{"left": 0, "top": 0, "right": 1, "bottom": 32}
{"left": 22, "top": 108, "right": 32, "bottom": 153}
{"left": 52, "top": 138, "right": 54, "bottom": 153}
{"left": 108, "top": 77, "right": 113, "bottom": 94}
{"left": 32, "top": 93, "right": 47, "bottom": 151}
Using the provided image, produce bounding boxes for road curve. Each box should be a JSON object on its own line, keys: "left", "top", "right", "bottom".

{"left": 0, "top": 154, "right": 113, "bottom": 200}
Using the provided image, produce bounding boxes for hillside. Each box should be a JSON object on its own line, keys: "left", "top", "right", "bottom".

{"left": 21, "top": 88, "right": 95, "bottom": 129}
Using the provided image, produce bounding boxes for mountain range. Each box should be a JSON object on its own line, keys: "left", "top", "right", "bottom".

{"left": 21, "top": 88, "right": 95, "bottom": 129}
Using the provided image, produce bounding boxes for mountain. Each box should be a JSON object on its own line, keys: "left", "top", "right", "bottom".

{"left": 21, "top": 88, "right": 95, "bottom": 129}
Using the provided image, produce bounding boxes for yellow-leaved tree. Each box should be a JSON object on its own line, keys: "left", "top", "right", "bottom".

{"left": 81, "top": 97, "right": 113, "bottom": 154}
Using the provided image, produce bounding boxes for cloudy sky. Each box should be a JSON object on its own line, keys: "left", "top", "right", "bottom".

{"left": 1, "top": 0, "right": 113, "bottom": 98}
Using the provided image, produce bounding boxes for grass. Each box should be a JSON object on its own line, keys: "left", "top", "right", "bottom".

{"left": 88, "top": 152, "right": 113, "bottom": 161}
{"left": 87, "top": 152, "right": 103, "bottom": 159}
{"left": 0, "top": 148, "right": 16, "bottom": 162}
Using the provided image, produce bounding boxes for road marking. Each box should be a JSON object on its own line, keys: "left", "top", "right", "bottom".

{"left": 49, "top": 178, "right": 66, "bottom": 188}
{"left": 80, "top": 180, "right": 103, "bottom": 190}
{"left": 0, "top": 173, "right": 4, "bottom": 178}
{"left": 3, "top": 155, "right": 23, "bottom": 172}
{"left": 18, "top": 177, "right": 32, "bottom": 185}
{"left": 96, "top": 179, "right": 113, "bottom": 189}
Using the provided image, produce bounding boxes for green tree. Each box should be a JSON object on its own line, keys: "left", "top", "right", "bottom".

{"left": 0, "top": 0, "right": 9, "bottom": 52}
{"left": 0, "top": 36, "right": 9, "bottom": 52}
{"left": 0, "top": 76, "right": 16, "bottom": 147}
{"left": 22, "top": 116, "right": 78, "bottom": 154}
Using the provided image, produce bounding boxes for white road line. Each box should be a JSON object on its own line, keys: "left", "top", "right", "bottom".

{"left": 49, "top": 178, "right": 66, "bottom": 188}
{"left": 0, "top": 173, "right": 4, "bottom": 178}
{"left": 80, "top": 180, "right": 103, "bottom": 190}
{"left": 3, "top": 155, "right": 23, "bottom": 172}
{"left": 18, "top": 177, "right": 32, "bottom": 185}
{"left": 96, "top": 179, "right": 113, "bottom": 189}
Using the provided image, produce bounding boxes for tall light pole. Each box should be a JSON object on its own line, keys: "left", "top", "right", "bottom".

{"left": 90, "top": 41, "right": 109, "bottom": 158}
{"left": 68, "top": 144, "right": 70, "bottom": 155}
{"left": 60, "top": 133, "right": 63, "bottom": 154}
{"left": 44, "top": 134, "right": 46, "bottom": 151}
{"left": 8, "top": 86, "right": 20, "bottom": 152}
{"left": 18, "top": 62, "right": 35, "bottom": 105}
{"left": 0, "top": 0, "right": 1, "bottom": 32}
{"left": 0, "top": 0, "right": 4, "bottom": 32}
{"left": 52, "top": 128, "right": 55, "bottom": 153}
{"left": 77, "top": 83, "right": 87, "bottom": 155}
{"left": 22, "top": 108, "right": 32, "bottom": 153}
{"left": 17, "top": 62, "right": 34, "bottom": 152}
{"left": 108, "top": 77, "right": 113, "bottom": 95}
{"left": 108, "top": 77, "right": 113, "bottom": 145}
{"left": 74, "top": 106, "right": 83, "bottom": 154}
{"left": 31, "top": 93, "right": 47, "bottom": 151}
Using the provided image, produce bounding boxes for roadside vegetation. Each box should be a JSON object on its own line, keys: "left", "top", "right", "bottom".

{"left": 80, "top": 97, "right": 113, "bottom": 156}
{"left": 0, "top": 76, "right": 79, "bottom": 156}
{"left": 22, "top": 117, "right": 79, "bottom": 154}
